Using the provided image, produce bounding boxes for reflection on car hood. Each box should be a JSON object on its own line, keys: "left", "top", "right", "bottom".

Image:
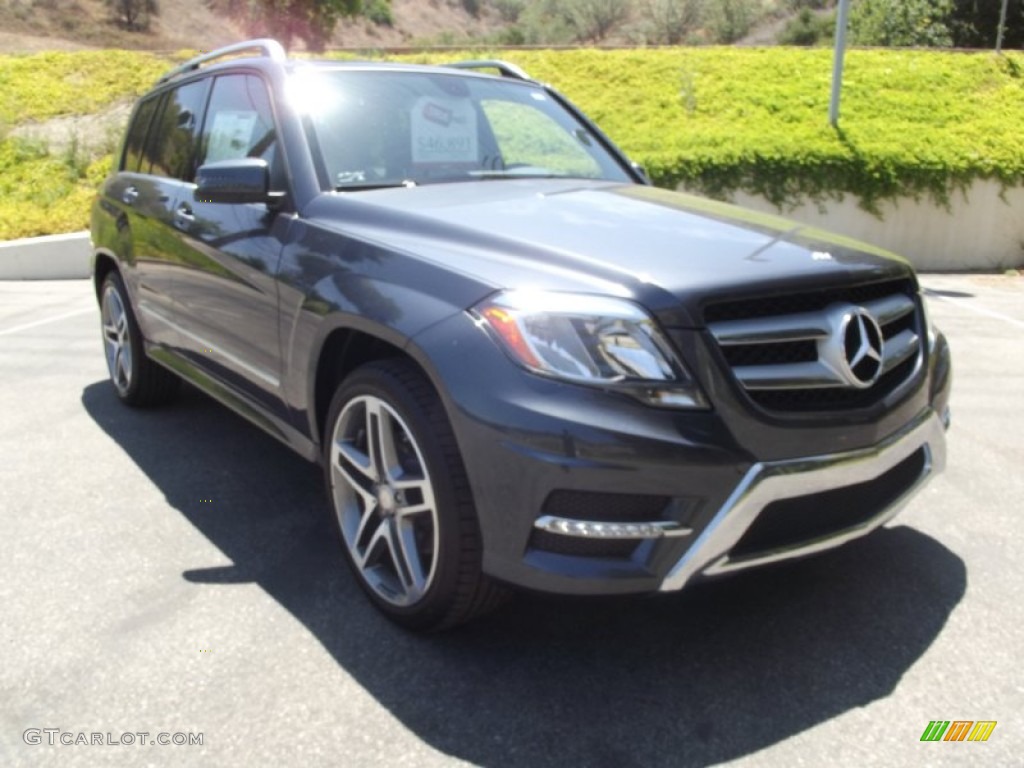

{"left": 307, "top": 179, "right": 912, "bottom": 327}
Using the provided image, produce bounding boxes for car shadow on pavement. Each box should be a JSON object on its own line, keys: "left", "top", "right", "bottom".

{"left": 83, "top": 380, "right": 966, "bottom": 768}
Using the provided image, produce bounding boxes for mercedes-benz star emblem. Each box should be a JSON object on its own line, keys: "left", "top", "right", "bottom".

{"left": 821, "top": 304, "right": 884, "bottom": 389}
{"left": 842, "top": 308, "right": 883, "bottom": 387}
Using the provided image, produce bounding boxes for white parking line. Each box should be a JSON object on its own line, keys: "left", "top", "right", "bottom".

{"left": 0, "top": 307, "right": 96, "bottom": 338}
{"left": 923, "top": 289, "right": 1024, "bottom": 331}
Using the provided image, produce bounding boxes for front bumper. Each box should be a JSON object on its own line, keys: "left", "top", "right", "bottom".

{"left": 659, "top": 406, "right": 946, "bottom": 591}
{"left": 415, "top": 312, "right": 951, "bottom": 597}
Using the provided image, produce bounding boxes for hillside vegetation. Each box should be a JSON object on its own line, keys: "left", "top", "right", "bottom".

{"left": 2, "top": 46, "right": 1023, "bottom": 239}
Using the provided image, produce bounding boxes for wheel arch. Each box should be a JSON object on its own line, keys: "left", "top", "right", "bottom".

{"left": 92, "top": 250, "right": 121, "bottom": 301}
{"left": 310, "top": 324, "right": 448, "bottom": 452}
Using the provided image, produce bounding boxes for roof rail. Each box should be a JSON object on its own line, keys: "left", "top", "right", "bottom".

{"left": 158, "top": 39, "right": 287, "bottom": 84}
{"left": 445, "top": 60, "right": 534, "bottom": 82}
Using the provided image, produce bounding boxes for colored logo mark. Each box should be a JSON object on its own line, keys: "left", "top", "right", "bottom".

{"left": 920, "top": 720, "right": 997, "bottom": 742}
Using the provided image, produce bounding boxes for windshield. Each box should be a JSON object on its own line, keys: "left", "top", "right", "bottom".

{"left": 287, "top": 69, "right": 633, "bottom": 190}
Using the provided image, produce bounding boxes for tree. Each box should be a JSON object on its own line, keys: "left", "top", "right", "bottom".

{"left": 778, "top": 7, "right": 835, "bottom": 45}
{"left": 106, "top": 0, "right": 159, "bottom": 31}
{"left": 707, "top": 0, "right": 760, "bottom": 43}
{"left": 247, "top": 0, "right": 363, "bottom": 51}
{"left": 850, "top": 0, "right": 955, "bottom": 47}
{"left": 635, "top": 0, "right": 703, "bottom": 44}
{"left": 561, "top": 0, "right": 632, "bottom": 42}
{"left": 949, "top": 0, "right": 1024, "bottom": 48}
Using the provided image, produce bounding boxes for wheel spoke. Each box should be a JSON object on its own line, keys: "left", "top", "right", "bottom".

{"left": 357, "top": 519, "right": 390, "bottom": 570}
{"left": 393, "top": 517, "right": 427, "bottom": 596}
{"left": 366, "top": 400, "right": 402, "bottom": 483}
{"left": 351, "top": 497, "right": 380, "bottom": 551}
{"left": 121, "top": 340, "right": 132, "bottom": 383}
{"left": 394, "top": 477, "right": 435, "bottom": 518}
{"left": 333, "top": 439, "right": 377, "bottom": 494}
{"left": 116, "top": 349, "right": 129, "bottom": 385}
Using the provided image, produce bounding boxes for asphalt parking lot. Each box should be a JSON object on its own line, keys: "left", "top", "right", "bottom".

{"left": 1, "top": 274, "right": 1022, "bottom": 767}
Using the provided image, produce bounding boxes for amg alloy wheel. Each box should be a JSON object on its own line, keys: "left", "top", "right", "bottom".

{"left": 99, "top": 272, "right": 179, "bottom": 406}
{"left": 324, "top": 359, "right": 507, "bottom": 630}
{"left": 330, "top": 393, "right": 440, "bottom": 607}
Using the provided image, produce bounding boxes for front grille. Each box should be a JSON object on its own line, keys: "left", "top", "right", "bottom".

{"left": 729, "top": 447, "right": 927, "bottom": 559}
{"left": 704, "top": 280, "right": 913, "bottom": 323}
{"left": 705, "top": 279, "right": 923, "bottom": 412}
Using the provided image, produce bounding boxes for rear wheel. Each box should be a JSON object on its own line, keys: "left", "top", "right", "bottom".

{"left": 100, "top": 272, "right": 179, "bottom": 406}
{"left": 324, "top": 359, "right": 507, "bottom": 630}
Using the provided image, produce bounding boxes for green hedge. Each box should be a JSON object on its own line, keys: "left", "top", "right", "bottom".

{"left": 0, "top": 50, "right": 177, "bottom": 240}
{"left": 2, "top": 46, "right": 1023, "bottom": 239}
{"left": 375, "top": 48, "right": 1024, "bottom": 211}
{"left": 0, "top": 50, "right": 170, "bottom": 126}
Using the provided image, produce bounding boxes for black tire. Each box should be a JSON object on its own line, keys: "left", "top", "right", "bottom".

{"left": 99, "top": 272, "right": 179, "bottom": 407}
{"left": 323, "top": 358, "right": 508, "bottom": 630}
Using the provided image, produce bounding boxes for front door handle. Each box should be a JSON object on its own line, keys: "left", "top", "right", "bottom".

{"left": 122, "top": 186, "right": 139, "bottom": 206}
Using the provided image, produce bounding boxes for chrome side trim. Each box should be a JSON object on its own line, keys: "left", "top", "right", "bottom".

{"left": 659, "top": 408, "right": 946, "bottom": 591}
{"left": 139, "top": 301, "right": 280, "bottom": 388}
{"left": 534, "top": 516, "right": 692, "bottom": 540}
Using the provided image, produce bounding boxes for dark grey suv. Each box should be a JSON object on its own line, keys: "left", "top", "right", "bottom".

{"left": 91, "top": 40, "right": 952, "bottom": 630}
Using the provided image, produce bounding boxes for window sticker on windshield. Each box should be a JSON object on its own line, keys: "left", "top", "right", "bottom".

{"left": 206, "top": 110, "right": 259, "bottom": 163}
{"left": 411, "top": 97, "right": 478, "bottom": 165}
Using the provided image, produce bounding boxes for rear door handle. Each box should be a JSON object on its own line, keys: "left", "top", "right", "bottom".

{"left": 122, "top": 186, "right": 139, "bottom": 206}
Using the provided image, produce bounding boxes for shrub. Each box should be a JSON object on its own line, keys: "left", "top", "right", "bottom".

{"left": 4, "top": 47, "right": 1024, "bottom": 239}
{"left": 778, "top": 8, "right": 834, "bottom": 45}
{"left": 380, "top": 47, "right": 1024, "bottom": 212}
{"left": 850, "top": 0, "right": 954, "bottom": 47}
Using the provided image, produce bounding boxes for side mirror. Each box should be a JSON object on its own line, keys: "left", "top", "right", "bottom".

{"left": 195, "top": 159, "right": 277, "bottom": 205}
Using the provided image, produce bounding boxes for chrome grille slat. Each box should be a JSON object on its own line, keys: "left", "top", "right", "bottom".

{"left": 709, "top": 312, "right": 830, "bottom": 345}
{"left": 881, "top": 329, "right": 920, "bottom": 374}
{"left": 706, "top": 283, "right": 923, "bottom": 408}
{"left": 732, "top": 360, "right": 845, "bottom": 390}
{"left": 862, "top": 294, "right": 916, "bottom": 325}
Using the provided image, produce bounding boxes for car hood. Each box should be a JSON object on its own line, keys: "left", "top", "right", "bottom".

{"left": 306, "top": 179, "right": 913, "bottom": 328}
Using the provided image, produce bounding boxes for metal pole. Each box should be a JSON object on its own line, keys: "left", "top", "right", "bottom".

{"left": 996, "top": 0, "right": 1009, "bottom": 53}
{"left": 829, "top": 0, "right": 852, "bottom": 127}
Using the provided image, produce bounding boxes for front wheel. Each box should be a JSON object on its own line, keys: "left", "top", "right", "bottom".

{"left": 324, "top": 359, "right": 507, "bottom": 630}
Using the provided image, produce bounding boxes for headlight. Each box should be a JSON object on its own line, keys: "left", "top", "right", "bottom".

{"left": 472, "top": 290, "right": 707, "bottom": 409}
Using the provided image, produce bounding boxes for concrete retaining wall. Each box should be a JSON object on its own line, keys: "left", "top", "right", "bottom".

{"left": 727, "top": 179, "right": 1024, "bottom": 272}
{"left": 0, "top": 232, "right": 91, "bottom": 280}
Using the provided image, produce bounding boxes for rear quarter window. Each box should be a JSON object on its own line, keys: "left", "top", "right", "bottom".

{"left": 121, "top": 96, "right": 160, "bottom": 173}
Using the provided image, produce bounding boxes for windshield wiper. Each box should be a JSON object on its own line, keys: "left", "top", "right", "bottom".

{"left": 466, "top": 169, "right": 585, "bottom": 181}
{"left": 335, "top": 180, "right": 418, "bottom": 192}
